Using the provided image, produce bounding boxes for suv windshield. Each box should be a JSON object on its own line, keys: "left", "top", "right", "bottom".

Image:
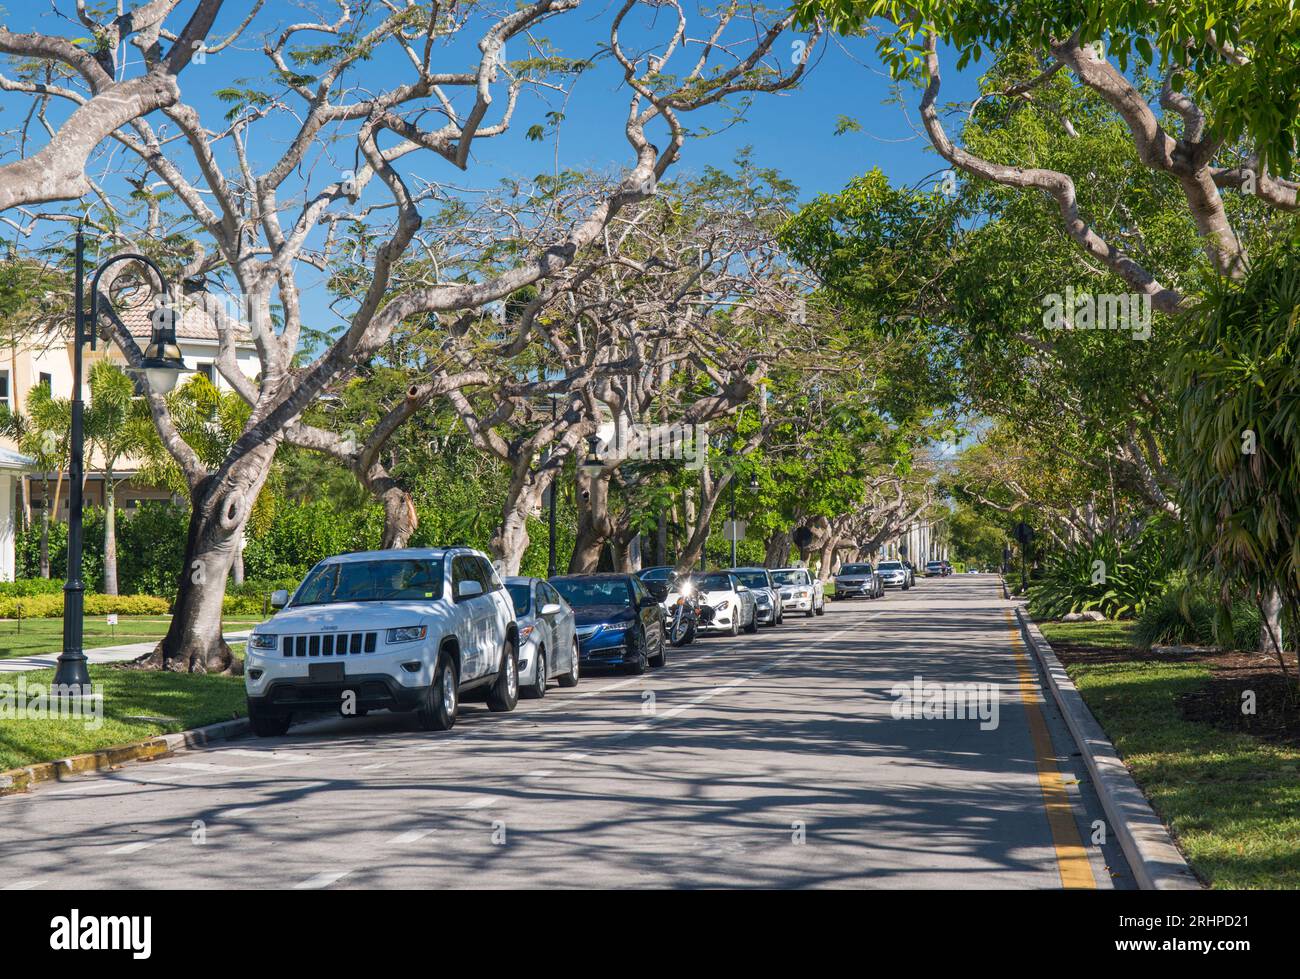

{"left": 551, "top": 578, "right": 632, "bottom": 608}
{"left": 839, "top": 564, "right": 872, "bottom": 575}
{"left": 293, "top": 559, "right": 443, "bottom": 606}
{"left": 506, "top": 581, "right": 531, "bottom": 616}
{"left": 878, "top": 562, "right": 904, "bottom": 571}
{"left": 638, "top": 567, "right": 672, "bottom": 581}
{"left": 770, "top": 570, "right": 809, "bottom": 586}
{"left": 732, "top": 570, "right": 771, "bottom": 589}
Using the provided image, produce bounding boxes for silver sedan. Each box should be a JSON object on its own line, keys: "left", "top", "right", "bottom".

{"left": 505, "top": 576, "right": 580, "bottom": 697}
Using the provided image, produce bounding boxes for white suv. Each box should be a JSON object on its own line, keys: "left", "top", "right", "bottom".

{"left": 244, "top": 548, "right": 518, "bottom": 736}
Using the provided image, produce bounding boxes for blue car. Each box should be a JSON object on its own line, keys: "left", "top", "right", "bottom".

{"left": 548, "top": 574, "right": 667, "bottom": 675}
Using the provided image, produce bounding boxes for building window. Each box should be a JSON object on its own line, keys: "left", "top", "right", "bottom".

{"left": 39, "top": 372, "right": 52, "bottom": 392}
{"left": 198, "top": 363, "right": 216, "bottom": 385}
{"left": 0, "top": 370, "right": 8, "bottom": 411}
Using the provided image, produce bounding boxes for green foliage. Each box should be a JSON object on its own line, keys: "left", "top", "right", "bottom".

{"left": 0, "top": 592, "right": 169, "bottom": 619}
{"left": 1133, "top": 579, "right": 1266, "bottom": 652}
{"left": 1170, "top": 231, "right": 1300, "bottom": 635}
{"left": 0, "top": 578, "right": 65, "bottom": 597}
{"left": 17, "top": 504, "right": 186, "bottom": 594}
{"left": 1028, "top": 530, "right": 1176, "bottom": 620}
{"left": 796, "top": 0, "right": 1300, "bottom": 178}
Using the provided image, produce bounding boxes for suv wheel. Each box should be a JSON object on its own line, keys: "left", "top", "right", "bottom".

{"left": 249, "top": 703, "right": 291, "bottom": 737}
{"left": 815, "top": 597, "right": 825, "bottom": 616}
{"left": 745, "top": 607, "right": 759, "bottom": 633}
{"left": 417, "top": 653, "right": 458, "bottom": 731}
{"left": 487, "top": 638, "right": 519, "bottom": 712}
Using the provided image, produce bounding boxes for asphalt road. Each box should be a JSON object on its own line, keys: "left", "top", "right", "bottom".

{"left": 0, "top": 574, "right": 1132, "bottom": 889}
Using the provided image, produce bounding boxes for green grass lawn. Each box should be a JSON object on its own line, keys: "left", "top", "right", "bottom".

{"left": 1039, "top": 618, "right": 1300, "bottom": 889}
{"left": 0, "top": 664, "right": 247, "bottom": 772}
{"left": 0, "top": 615, "right": 265, "bottom": 660}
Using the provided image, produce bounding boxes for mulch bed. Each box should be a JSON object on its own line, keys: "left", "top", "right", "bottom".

{"left": 1052, "top": 641, "right": 1300, "bottom": 748}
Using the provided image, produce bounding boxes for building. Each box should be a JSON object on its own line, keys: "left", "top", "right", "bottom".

{"left": 0, "top": 293, "right": 258, "bottom": 579}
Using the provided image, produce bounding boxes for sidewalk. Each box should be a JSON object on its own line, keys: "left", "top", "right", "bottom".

{"left": 0, "top": 631, "right": 251, "bottom": 674}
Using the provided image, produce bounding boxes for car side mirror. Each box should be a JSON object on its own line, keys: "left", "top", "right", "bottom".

{"left": 456, "top": 580, "right": 484, "bottom": 600}
{"left": 270, "top": 589, "right": 289, "bottom": 609}
{"left": 540, "top": 602, "right": 561, "bottom": 616}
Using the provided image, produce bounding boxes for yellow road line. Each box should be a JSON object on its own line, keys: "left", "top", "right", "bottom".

{"left": 1002, "top": 607, "right": 1096, "bottom": 889}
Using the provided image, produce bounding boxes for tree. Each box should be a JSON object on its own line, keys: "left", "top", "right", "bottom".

{"left": 0, "top": 2, "right": 820, "bottom": 672}
{"left": 84, "top": 362, "right": 149, "bottom": 594}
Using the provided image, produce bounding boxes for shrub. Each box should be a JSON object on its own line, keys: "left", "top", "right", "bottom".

{"left": 1133, "top": 581, "right": 1294, "bottom": 651}
{"left": 1028, "top": 529, "right": 1176, "bottom": 620}
{"left": 0, "top": 578, "right": 66, "bottom": 597}
{"left": 0, "top": 593, "right": 170, "bottom": 619}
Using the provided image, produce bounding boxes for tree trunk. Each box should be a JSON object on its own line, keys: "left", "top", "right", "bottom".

{"left": 1259, "top": 588, "right": 1284, "bottom": 657}
{"left": 102, "top": 468, "right": 118, "bottom": 595}
{"left": 490, "top": 468, "right": 550, "bottom": 576}
{"left": 357, "top": 457, "right": 417, "bottom": 550}
{"left": 231, "top": 536, "right": 245, "bottom": 586}
{"left": 764, "top": 528, "right": 791, "bottom": 568}
{"left": 133, "top": 445, "right": 275, "bottom": 674}
{"left": 39, "top": 504, "right": 50, "bottom": 579}
{"left": 569, "top": 471, "right": 614, "bottom": 573}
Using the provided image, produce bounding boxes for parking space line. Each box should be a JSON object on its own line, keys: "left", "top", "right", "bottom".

{"left": 390, "top": 828, "right": 436, "bottom": 844}
{"left": 294, "top": 870, "right": 353, "bottom": 889}
{"left": 107, "top": 838, "right": 164, "bottom": 855}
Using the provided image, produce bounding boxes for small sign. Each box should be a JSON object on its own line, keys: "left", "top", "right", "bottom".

{"left": 723, "top": 519, "right": 747, "bottom": 542}
{"left": 106, "top": 614, "right": 119, "bottom": 626}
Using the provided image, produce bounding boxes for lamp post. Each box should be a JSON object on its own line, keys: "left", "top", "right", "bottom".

{"left": 545, "top": 397, "right": 562, "bottom": 578}
{"left": 52, "top": 229, "right": 186, "bottom": 691}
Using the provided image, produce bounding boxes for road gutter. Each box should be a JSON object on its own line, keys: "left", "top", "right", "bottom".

{"left": 1012, "top": 604, "right": 1202, "bottom": 890}
{"left": 0, "top": 717, "right": 250, "bottom": 797}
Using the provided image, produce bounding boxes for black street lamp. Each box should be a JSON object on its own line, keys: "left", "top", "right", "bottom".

{"left": 52, "top": 229, "right": 185, "bottom": 691}
{"left": 726, "top": 446, "right": 738, "bottom": 568}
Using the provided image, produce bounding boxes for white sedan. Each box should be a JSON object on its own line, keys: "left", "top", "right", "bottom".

{"left": 695, "top": 571, "right": 759, "bottom": 636}
{"left": 771, "top": 567, "right": 825, "bottom": 617}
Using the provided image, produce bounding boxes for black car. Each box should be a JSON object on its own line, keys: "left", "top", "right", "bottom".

{"left": 549, "top": 573, "right": 667, "bottom": 674}
{"left": 636, "top": 565, "right": 701, "bottom": 646}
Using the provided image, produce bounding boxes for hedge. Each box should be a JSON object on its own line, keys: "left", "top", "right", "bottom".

{"left": 0, "top": 593, "right": 170, "bottom": 619}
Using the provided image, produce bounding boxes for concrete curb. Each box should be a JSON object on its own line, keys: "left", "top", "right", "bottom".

{"left": 0, "top": 716, "right": 251, "bottom": 797}
{"left": 1012, "top": 605, "right": 1202, "bottom": 890}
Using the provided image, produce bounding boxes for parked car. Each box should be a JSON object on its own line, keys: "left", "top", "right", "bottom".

{"left": 695, "top": 571, "right": 759, "bottom": 635}
{"left": 832, "top": 562, "right": 882, "bottom": 600}
{"left": 730, "top": 567, "right": 784, "bottom": 626}
{"left": 244, "top": 548, "right": 518, "bottom": 736}
{"left": 505, "top": 576, "right": 579, "bottom": 698}
{"left": 877, "top": 560, "right": 911, "bottom": 590}
{"left": 549, "top": 573, "right": 667, "bottom": 674}
{"left": 771, "top": 567, "right": 826, "bottom": 617}
{"left": 636, "top": 565, "right": 701, "bottom": 646}
{"left": 924, "top": 561, "right": 945, "bottom": 578}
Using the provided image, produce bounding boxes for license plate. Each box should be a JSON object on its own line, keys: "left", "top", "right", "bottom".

{"left": 309, "top": 663, "right": 345, "bottom": 682}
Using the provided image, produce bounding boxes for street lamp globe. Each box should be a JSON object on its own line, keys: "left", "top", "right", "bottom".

{"left": 139, "top": 303, "right": 187, "bottom": 394}
{"left": 579, "top": 434, "right": 604, "bottom": 478}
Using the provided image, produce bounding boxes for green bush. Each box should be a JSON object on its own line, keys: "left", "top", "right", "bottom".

{"left": 0, "top": 592, "right": 170, "bottom": 619}
{"left": 243, "top": 499, "right": 383, "bottom": 582}
{"left": 1028, "top": 529, "right": 1176, "bottom": 620}
{"left": 1133, "top": 581, "right": 1294, "bottom": 651}
{"left": 0, "top": 578, "right": 66, "bottom": 597}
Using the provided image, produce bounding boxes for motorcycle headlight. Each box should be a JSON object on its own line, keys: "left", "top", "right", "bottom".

{"left": 249, "top": 633, "right": 277, "bottom": 651}
{"left": 386, "top": 625, "right": 427, "bottom": 644}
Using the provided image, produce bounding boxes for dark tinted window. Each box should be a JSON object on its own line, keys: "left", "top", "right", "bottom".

{"left": 698, "top": 573, "right": 735, "bottom": 591}
{"left": 733, "top": 570, "right": 771, "bottom": 589}
{"left": 840, "top": 564, "right": 873, "bottom": 574}
{"left": 551, "top": 577, "right": 633, "bottom": 608}
{"left": 506, "top": 582, "right": 531, "bottom": 616}
{"left": 638, "top": 567, "right": 673, "bottom": 581}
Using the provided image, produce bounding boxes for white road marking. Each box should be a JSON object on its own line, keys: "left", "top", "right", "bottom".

{"left": 2, "top": 879, "right": 42, "bottom": 890}
{"left": 359, "top": 763, "right": 390, "bottom": 772}
{"left": 108, "top": 839, "right": 163, "bottom": 855}
{"left": 390, "top": 828, "right": 436, "bottom": 844}
{"left": 527, "top": 769, "right": 554, "bottom": 779}
{"left": 221, "top": 807, "right": 259, "bottom": 818}
{"left": 294, "top": 870, "right": 353, "bottom": 889}
{"left": 461, "top": 796, "right": 498, "bottom": 809}
{"left": 168, "top": 762, "right": 243, "bottom": 773}
{"left": 563, "top": 753, "right": 588, "bottom": 761}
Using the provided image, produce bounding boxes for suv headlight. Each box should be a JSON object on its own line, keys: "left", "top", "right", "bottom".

{"left": 249, "top": 633, "right": 277, "bottom": 651}
{"left": 386, "top": 625, "right": 428, "bottom": 644}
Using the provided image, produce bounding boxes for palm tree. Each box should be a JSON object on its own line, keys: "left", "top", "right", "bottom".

{"left": 85, "top": 361, "right": 149, "bottom": 595}
{"left": 18, "top": 384, "right": 72, "bottom": 579}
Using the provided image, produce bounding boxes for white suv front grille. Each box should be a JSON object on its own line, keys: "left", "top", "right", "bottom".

{"left": 282, "top": 632, "right": 378, "bottom": 657}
